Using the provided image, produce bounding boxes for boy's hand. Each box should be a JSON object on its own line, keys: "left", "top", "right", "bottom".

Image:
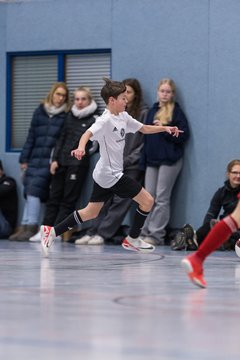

{"left": 166, "top": 126, "right": 184, "bottom": 137}
{"left": 71, "top": 148, "right": 85, "bottom": 160}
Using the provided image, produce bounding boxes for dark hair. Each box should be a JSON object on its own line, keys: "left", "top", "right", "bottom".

{"left": 123, "top": 78, "right": 143, "bottom": 119}
{"left": 0, "top": 160, "right": 3, "bottom": 171}
{"left": 101, "top": 77, "right": 126, "bottom": 104}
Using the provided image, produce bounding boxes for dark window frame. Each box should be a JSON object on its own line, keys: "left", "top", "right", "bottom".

{"left": 6, "top": 48, "right": 111, "bottom": 152}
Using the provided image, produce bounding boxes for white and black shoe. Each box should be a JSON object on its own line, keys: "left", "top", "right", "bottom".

{"left": 122, "top": 236, "right": 155, "bottom": 253}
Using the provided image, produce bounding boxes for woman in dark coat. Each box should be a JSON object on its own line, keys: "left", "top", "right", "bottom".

{"left": 9, "top": 82, "right": 70, "bottom": 241}
{"left": 29, "top": 86, "right": 99, "bottom": 242}
{"left": 140, "top": 78, "right": 189, "bottom": 246}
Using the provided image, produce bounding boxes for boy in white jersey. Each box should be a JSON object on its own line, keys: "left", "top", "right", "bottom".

{"left": 41, "top": 78, "right": 183, "bottom": 257}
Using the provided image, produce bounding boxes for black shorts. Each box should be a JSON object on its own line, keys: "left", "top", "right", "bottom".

{"left": 90, "top": 174, "right": 142, "bottom": 203}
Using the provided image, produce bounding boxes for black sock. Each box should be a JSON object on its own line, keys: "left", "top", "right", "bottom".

{"left": 54, "top": 211, "right": 83, "bottom": 236}
{"left": 129, "top": 207, "right": 149, "bottom": 239}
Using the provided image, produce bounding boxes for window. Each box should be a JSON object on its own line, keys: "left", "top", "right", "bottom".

{"left": 6, "top": 50, "right": 111, "bottom": 151}
{"left": 10, "top": 55, "right": 58, "bottom": 149}
{"left": 66, "top": 53, "right": 111, "bottom": 114}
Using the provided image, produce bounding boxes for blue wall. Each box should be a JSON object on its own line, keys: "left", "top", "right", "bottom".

{"left": 1, "top": 0, "right": 240, "bottom": 229}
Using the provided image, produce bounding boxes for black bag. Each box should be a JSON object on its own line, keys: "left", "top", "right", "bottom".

{"left": 170, "top": 231, "right": 187, "bottom": 250}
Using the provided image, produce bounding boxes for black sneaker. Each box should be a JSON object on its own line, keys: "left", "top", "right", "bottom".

{"left": 170, "top": 232, "right": 187, "bottom": 250}
{"left": 182, "top": 224, "right": 198, "bottom": 251}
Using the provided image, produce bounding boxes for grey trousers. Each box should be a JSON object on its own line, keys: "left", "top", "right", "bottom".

{"left": 141, "top": 158, "right": 183, "bottom": 245}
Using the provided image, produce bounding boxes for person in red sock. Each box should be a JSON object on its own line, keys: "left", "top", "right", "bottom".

{"left": 181, "top": 194, "right": 240, "bottom": 288}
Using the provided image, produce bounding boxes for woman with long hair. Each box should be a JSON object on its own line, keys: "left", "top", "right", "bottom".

{"left": 29, "top": 86, "right": 99, "bottom": 242}
{"left": 10, "top": 82, "right": 70, "bottom": 241}
{"left": 140, "top": 78, "right": 190, "bottom": 246}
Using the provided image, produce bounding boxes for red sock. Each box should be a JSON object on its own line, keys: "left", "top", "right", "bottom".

{"left": 197, "top": 215, "right": 238, "bottom": 261}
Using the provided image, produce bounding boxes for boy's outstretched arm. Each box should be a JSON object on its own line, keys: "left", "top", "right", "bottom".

{"left": 139, "top": 124, "right": 183, "bottom": 137}
{"left": 71, "top": 129, "right": 93, "bottom": 160}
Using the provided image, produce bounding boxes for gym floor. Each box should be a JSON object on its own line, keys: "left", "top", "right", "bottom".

{"left": 0, "top": 240, "right": 239, "bottom": 360}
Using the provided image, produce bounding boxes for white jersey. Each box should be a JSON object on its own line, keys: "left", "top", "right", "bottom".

{"left": 89, "top": 109, "right": 143, "bottom": 188}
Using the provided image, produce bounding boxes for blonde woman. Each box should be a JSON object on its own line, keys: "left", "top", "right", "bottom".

{"left": 10, "top": 82, "right": 70, "bottom": 241}
{"left": 30, "top": 87, "right": 99, "bottom": 242}
{"left": 140, "top": 79, "right": 190, "bottom": 246}
{"left": 40, "top": 78, "right": 183, "bottom": 257}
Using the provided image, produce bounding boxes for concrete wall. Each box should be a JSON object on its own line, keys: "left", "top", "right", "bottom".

{"left": 1, "top": 0, "right": 240, "bottom": 229}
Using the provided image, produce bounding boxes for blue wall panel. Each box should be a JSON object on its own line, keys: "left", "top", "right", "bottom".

{"left": 111, "top": 0, "right": 210, "bottom": 226}
{"left": 6, "top": 0, "right": 112, "bottom": 51}
{"left": 1, "top": 0, "right": 240, "bottom": 230}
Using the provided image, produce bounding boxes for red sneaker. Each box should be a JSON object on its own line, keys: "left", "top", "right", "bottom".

{"left": 181, "top": 254, "right": 207, "bottom": 288}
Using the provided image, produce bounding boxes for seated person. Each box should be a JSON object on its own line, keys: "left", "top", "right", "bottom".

{"left": 0, "top": 159, "right": 18, "bottom": 239}
{"left": 171, "top": 159, "right": 240, "bottom": 250}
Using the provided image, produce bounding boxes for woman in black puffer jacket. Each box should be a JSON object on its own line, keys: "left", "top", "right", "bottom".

{"left": 9, "top": 82, "right": 70, "bottom": 241}
{"left": 39, "top": 86, "right": 99, "bottom": 230}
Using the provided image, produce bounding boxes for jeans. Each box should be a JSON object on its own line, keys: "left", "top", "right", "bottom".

{"left": 21, "top": 195, "right": 42, "bottom": 225}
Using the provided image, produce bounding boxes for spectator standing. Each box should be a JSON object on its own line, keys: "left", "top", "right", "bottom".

{"left": 9, "top": 82, "right": 70, "bottom": 241}
{"left": 30, "top": 87, "right": 99, "bottom": 242}
{"left": 40, "top": 77, "right": 183, "bottom": 258}
{"left": 0, "top": 159, "right": 18, "bottom": 239}
{"left": 140, "top": 78, "right": 189, "bottom": 246}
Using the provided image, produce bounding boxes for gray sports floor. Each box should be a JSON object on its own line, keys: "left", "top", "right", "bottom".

{"left": 0, "top": 240, "right": 239, "bottom": 360}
